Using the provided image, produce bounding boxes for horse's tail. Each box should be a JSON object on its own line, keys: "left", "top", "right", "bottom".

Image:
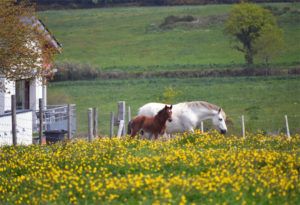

{"left": 127, "top": 120, "right": 132, "bottom": 135}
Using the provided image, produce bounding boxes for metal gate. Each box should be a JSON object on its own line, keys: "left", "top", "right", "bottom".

{"left": 35, "top": 104, "right": 76, "bottom": 135}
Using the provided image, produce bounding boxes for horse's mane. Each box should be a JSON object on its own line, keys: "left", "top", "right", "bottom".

{"left": 156, "top": 107, "right": 166, "bottom": 116}
{"left": 186, "top": 101, "right": 227, "bottom": 119}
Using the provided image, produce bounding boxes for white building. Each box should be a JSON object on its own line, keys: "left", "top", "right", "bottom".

{"left": 0, "top": 77, "right": 47, "bottom": 115}
{"left": 0, "top": 19, "right": 61, "bottom": 145}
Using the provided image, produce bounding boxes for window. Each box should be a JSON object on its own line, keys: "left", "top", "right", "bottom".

{"left": 16, "top": 80, "right": 30, "bottom": 110}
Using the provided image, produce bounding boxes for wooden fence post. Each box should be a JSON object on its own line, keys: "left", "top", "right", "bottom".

{"left": 117, "top": 120, "right": 124, "bottom": 138}
{"left": 67, "top": 104, "right": 72, "bottom": 140}
{"left": 118, "top": 101, "right": 126, "bottom": 136}
{"left": 39, "top": 98, "right": 43, "bottom": 145}
{"left": 11, "top": 95, "right": 17, "bottom": 146}
{"left": 241, "top": 115, "right": 245, "bottom": 138}
{"left": 93, "top": 107, "right": 98, "bottom": 138}
{"left": 88, "top": 108, "right": 93, "bottom": 142}
{"left": 127, "top": 106, "right": 131, "bottom": 136}
{"left": 284, "top": 115, "right": 291, "bottom": 139}
{"left": 110, "top": 112, "right": 114, "bottom": 138}
{"left": 128, "top": 106, "right": 131, "bottom": 122}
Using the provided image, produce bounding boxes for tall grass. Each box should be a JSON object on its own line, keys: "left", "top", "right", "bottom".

{"left": 1, "top": 132, "right": 299, "bottom": 204}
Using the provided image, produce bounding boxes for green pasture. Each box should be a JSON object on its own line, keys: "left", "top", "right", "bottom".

{"left": 48, "top": 76, "right": 300, "bottom": 136}
{"left": 39, "top": 3, "right": 300, "bottom": 71}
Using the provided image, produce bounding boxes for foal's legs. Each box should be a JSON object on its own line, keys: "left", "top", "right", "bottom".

{"left": 130, "top": 128, "right": 139, "bottom": 138}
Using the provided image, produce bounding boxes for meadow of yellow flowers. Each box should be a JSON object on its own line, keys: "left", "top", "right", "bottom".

{"left": 0, "top": 131, "right": 299, "bottom": 204}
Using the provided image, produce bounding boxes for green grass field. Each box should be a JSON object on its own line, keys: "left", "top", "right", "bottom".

{"left": 39, "top": 3, "right": 300, "bottom": 71}
{"left": 42, "top": 3, "right": 300, "bottom": 136}
{"left": 48, "top": 76, "right": 300, "bottom": 136}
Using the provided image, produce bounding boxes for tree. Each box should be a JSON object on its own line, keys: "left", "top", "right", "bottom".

{"left": 224, "top": 3, "right": 283, "bottom": 65}
{"left": 0, "top": 1, "right": 56, "bottom": 90}
{"left": 253, "top": 24, "right": 284, "bottom": 65}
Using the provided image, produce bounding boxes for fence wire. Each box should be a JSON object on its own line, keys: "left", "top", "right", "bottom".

{"left": 77, "top": 107, "right": 300, "bottom": 137}
{"left": 1, "top": 104, "right": 299, "bottom": 141}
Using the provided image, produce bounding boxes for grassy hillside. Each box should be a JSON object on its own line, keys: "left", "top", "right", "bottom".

{"left": 42, "top": 3, "right": 300, "bottom": 136}
{"left": 48, "top": 76, "right": 300, "bottom": 136}
{"left": 39, "top": 3, "right": 300, "bottom": 71}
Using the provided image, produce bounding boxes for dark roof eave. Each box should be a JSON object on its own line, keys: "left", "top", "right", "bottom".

{"left": 37, "top": 19, "right": 62, "bottom": 52}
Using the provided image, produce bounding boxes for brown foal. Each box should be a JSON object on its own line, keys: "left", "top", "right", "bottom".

{"left": 129, "top": 105, "right": 172, "bottom": 139}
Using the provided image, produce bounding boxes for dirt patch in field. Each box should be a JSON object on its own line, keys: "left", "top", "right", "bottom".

{"left": 158, "top": 14, "right": 228, "bottom": 30}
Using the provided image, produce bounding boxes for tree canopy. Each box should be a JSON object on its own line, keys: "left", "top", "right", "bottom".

{"left": 253, "top": 24, "right": 284, "bottom": 65}
{"left": 0, "top": 1, "right": 57, "bottom": 90}
{"left": 224, "top": 3, "right": 283, "bottom": 65}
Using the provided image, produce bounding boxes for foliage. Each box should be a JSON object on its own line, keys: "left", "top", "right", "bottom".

{"left": 51, "top": 61, "right": 300, "bottom": 81}
{"left": 0, "top": 132, "right": 299, "bottom": 204}
{"left": 0, "top": 1, "right": 56, "bottom": 90}
{"left": 52, "top": 62, "right": 99, "bottom": 81}
{"left": 224, "top": 3, "right": 283, "bottom": 65}
{"left": 160, "top": 86, "right": 182, "bottom": 104}
{"left": 253, "top": 24, "right": 284, "bottom": 65}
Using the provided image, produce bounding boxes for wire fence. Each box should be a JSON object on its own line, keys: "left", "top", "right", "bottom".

{"left": 77, "top": 104, "right": 300, "bottom": 138}
{"left": 0, "top": 110, "right": 33, "bottom": 145}
{"left": 35, "top": 104, "right": 76, "bottom": 133}
{"left": 202, "top": 113, "right": 300, "bottom": 136}
{"left": 0, "top": 102, "right": 76, "bottom": 145}
{"left": 1, "top": 100, "right": 299, "bottom": 146}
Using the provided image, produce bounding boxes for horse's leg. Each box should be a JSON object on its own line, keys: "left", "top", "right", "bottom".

{"left": 140, "top": 130, "right": 151, "bottom": 140}
{"left": 130, "top": 127, "right": 139, "bottom": 138}
{"left": 127, "top": 120, "right": 132, "bottom": 135}
{"left": 143, "top": 132, "right": 153, "bottom": 140}
{"left": 159, "top": 131, "right": 166, "bottom": 140}
{"left": 189, "top": 127, "right": 195, "bottom": 133}
{"left": 154, "top": 132, "right": 159, "bottom": 140}
{"left": 161, "top": 132, "right": 167, "bottom": 140}
{"left": 146, "top": 132, "right": 152, "bottom": 140}
{"left": 131, "top": 119, "right": 144, "bottom": 139}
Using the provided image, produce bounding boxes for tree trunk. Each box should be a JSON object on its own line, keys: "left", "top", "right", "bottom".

{"left": 245, "top": 50, "right": 254, "bottom": 66}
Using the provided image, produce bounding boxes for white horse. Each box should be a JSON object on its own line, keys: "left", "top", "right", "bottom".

{"left": 136, "top": 101, "right": 227, "bottom": 135}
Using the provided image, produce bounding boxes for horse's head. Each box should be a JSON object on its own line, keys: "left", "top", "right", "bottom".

{"left": 164, "top": 105, "right": 173, "bottom": 122}
{"left": 212, "top": 108, "right": 227, "bottom": 134}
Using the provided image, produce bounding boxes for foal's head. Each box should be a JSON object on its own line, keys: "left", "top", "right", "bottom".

{"left": 157, "top": 105, "right": 173, "bottom": 122}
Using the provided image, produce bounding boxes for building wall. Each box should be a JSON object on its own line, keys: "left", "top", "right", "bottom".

{"left": 0, "top": 77, "right": 45, "bottom": 132}
{"left": 0, "top": 78, "right": 4, "bottom": 114}
{"left": 0, "top": 78, "right": 15, "bottom": 115}
{"left": 0, "top": 78, "right": 45, "bottom": 114}
{"left": 30, "top": 78, "right": 46, "bottom": 111}
{"left": 30, "top": 78, "right": 46, "bottom": 131}
{"left": 0, "top": 111, "right": 33, "bottom": 146}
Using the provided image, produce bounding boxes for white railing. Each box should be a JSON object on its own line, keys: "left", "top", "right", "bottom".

{"left": 35, "top": 104, "right": 76, "bottom": 134}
